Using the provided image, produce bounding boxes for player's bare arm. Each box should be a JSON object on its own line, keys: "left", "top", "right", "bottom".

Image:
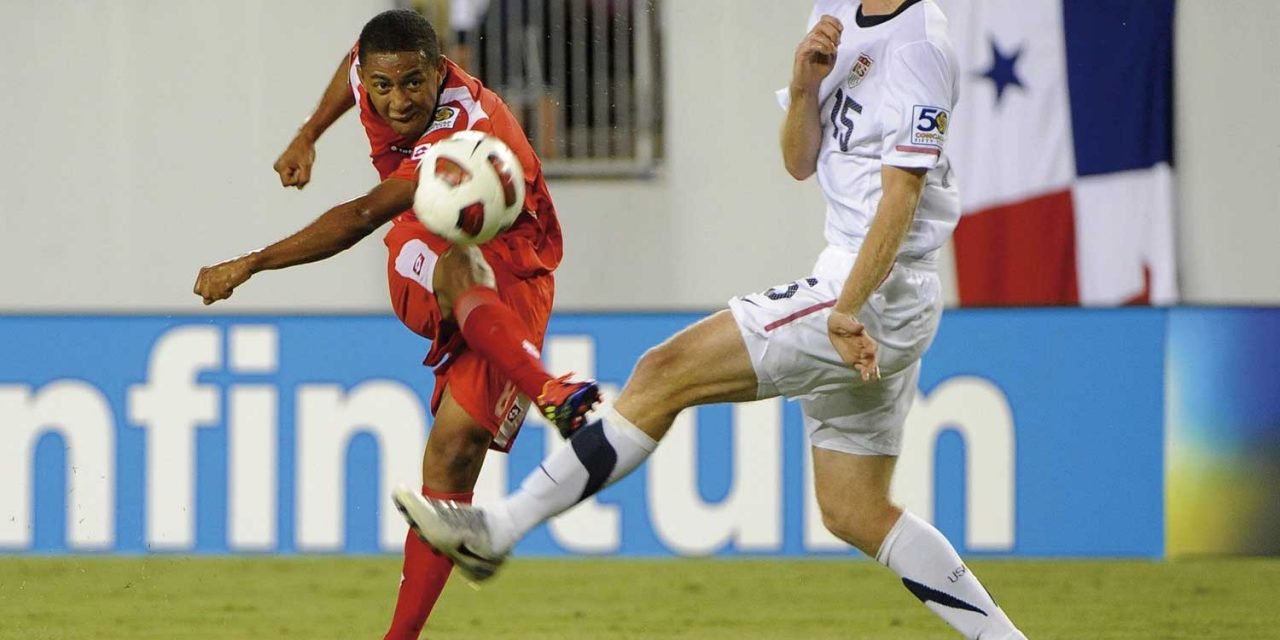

{"left": 781, "top": 15, "right": 841, "bottom": 180}
{"left": 274, "top": 54, "right": 358, "bottom": 189}
{"left": 828, "top": 164, "right": 927, "bottom": 380}
{"left": 193, "top": 178, "right": 414, "bottom": 304}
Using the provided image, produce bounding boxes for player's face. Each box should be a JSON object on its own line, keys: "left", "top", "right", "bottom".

{"left": 361, "top": 51, "right": 445, "bottom": 138}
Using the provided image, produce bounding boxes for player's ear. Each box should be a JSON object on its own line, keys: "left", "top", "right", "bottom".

{"left": 434, "top": 54, "right": 447, "bottom": 80}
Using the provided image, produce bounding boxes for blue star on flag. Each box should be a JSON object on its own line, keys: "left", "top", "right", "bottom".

{"left": 981, "top": 39, "right": 1024, "bottom": 103}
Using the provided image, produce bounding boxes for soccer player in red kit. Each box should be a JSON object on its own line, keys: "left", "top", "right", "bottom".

{"left": 192, "top": 10, "right": 599, "bottom": 638}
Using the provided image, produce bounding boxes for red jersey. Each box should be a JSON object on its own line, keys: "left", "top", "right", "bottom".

{"left": 349, "top": 48, "right": 563, "bottom": 276}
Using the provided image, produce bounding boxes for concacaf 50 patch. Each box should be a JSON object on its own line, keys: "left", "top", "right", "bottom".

{"left": 911, "top": 105, "right": 950, "bottom": 149}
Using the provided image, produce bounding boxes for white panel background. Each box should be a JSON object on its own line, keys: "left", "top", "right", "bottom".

{"left": 1173, "top": 0, "right": 1280, "bottom": 306}
{"left": 0, "top": 0, "right": 1275, "bottom": 312}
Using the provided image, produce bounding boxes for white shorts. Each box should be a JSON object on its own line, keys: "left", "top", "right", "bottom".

{"left": 727, "top": 246, "right": 943, "bottom": 456}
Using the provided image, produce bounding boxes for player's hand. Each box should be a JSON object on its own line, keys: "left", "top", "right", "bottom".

{"left": 827, "top": 310, "right": 880, "bottom": 382}
{"left": 274, "top": 135, "right": 317, "bottom": 189}
{"left": 791, "top": 15, "right": 842, "bottom": 95}
{"left": 193, "top": 256, "right": 254, "bottom": 305}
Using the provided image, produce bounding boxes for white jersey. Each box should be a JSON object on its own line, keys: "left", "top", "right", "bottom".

{"left": 779, "top": 0, "right": 960, "bottom": 259}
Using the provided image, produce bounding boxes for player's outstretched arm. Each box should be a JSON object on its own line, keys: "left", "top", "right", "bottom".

{"left": 274, "top": 54, "right": 358, "bottom": 189}
{"left": 781, "top": 15, "right": 841, "bottom": 180}
{"left": 827, "top": 165, "right": 927, "bottom": 380}
{"left": 193, "top": 178, "right": 415, "bottom": 305}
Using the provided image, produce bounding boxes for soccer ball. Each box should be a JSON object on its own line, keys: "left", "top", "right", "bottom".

{"left": 412, "top": 130, "right": 525, "bottom": 245}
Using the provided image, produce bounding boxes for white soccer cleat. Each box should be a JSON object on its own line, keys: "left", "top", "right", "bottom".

{"left": 391, "top": 486, "right": 506, "bottom": 583}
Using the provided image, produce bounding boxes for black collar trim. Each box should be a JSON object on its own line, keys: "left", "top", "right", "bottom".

{"left": 856, "top": 0, "right": 924, "bottom": 28}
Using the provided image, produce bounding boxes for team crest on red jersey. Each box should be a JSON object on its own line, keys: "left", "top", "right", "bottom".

{"left": 847, "top": 53, "right": 875, "bottom": 89}
{"left": 426, "top": 106, "right": 460, "bottom": 135}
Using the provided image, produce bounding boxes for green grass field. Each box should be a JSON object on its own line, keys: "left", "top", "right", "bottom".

{"left": 1, "top": 557, "right": 1276, "bottom": 639}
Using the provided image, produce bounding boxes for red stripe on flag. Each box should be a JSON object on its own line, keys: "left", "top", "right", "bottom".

{"left": 953, "top": 190, "right": 1079, "bottom": 306}
{"left": 1125, "top": 266, "right": 1152, "bottom": 305}
{"left": 764, "top": 300, "right": 837, "bottom": 332}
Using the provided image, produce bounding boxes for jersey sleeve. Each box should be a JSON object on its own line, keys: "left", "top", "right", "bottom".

{"left": 347, "top": 44, "right": 362, "bottom": 104}
{"left": 386, "top": 109, "right": 491, "bottom": 183}
{"left": 878, "top": 41, "right": 956, "bottom": 170}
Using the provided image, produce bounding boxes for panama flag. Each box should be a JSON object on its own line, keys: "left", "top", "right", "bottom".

{"left": 936, "top": 0, "right": 1176, "bottom": 305}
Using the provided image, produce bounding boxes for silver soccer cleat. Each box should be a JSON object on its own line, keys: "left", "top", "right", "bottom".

{"left": 391, "top": 486, "right": 507, "bottom": 582}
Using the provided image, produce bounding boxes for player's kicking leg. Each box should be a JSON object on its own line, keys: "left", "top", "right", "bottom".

{"left": 433, "top": 244, "right": 599, "bottom": 436}
{"left": 382, "top": 233, "right": 599, "bottom": 637}
{"left": 384, "top": 389, "right": 490, "bottom": 640}
{"left": 394, "top": 310, "right": 757, "bottom": 579}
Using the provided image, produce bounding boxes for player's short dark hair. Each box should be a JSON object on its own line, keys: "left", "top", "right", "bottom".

{"left": 358, "top": 9, "right": 441, "bottom": 63}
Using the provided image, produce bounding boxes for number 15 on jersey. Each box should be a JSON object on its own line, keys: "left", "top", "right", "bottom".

{"left": 829, "top": 88, "right": 863, "bottom": 153}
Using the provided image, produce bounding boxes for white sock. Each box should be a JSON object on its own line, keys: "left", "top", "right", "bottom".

{"left": 487, "top": 408, "right": 657, "bottom": 552}
{"left": 877, "top": 511, "right": 1026, "bottom": 640}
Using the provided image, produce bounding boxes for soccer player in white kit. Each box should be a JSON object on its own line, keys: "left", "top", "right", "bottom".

{"left": 395, "top": 1, "right": 1028, "bottom": 637}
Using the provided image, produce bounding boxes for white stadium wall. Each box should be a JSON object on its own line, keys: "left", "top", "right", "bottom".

{"left": 1173, "top": 0, "right": 1280, "bottom": 306}
{"left": 0, "top": 0, "right": 1277, "bottom": 312}
{"left": 0, "top": 0, "right": 390, "bottom": 313}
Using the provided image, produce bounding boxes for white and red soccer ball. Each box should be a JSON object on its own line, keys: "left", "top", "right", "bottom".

{"left": 413, "top": 130, "right": 525, "bottom": 245}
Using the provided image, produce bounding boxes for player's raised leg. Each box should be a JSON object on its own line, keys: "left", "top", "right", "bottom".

{"left": 384, "top": 389, "right": 490, "bottom": 640}
{"left": 433, "top": 244, "right": 599, "bottom": 435}
{"left": 394, "top": 310, "right": 760, "bottom": 579}
{"left": 811, "top": 448, "right": 1025, "bottom": 639}
{"left": 489, "top": 310, "right": 761, "bottom": 548}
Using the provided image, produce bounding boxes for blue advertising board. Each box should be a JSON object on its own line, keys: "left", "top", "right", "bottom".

{"left": 1166, "top": 308, "right": 1280, "bottom": 556}
{"left": 0, "top": 310, "right": 1167, "bottom": 557}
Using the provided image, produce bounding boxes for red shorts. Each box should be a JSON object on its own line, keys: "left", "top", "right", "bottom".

{"left": 385, "top": 224, "right": 554, "bottom": 452}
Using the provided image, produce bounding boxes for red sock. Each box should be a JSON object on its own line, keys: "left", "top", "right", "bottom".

{"left": 384, "top": 487, "right": 473, "bottom": 640}
{"left": 455, "top": 286, "right": 554, "bottom": 400}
